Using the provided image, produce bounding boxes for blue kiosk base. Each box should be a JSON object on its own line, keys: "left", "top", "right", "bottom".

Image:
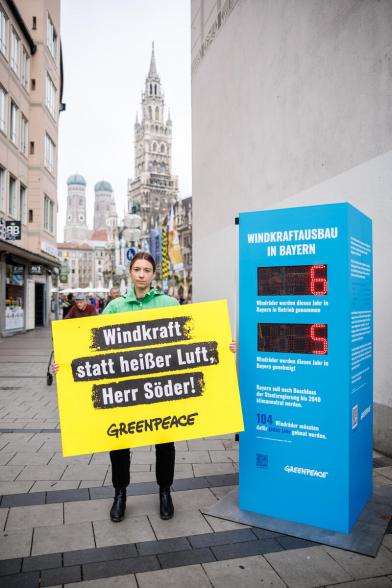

{"left": 203, "top": 485, "right": 392, "bottom": 557}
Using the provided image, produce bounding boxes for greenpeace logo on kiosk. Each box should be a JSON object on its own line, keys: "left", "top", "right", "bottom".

{"left": 284, "top": 465, "right": 328, "bottom": 479}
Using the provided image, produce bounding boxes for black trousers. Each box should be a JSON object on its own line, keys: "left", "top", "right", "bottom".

{"left": 110, "top": 442, "right": 175, "bottom": 489}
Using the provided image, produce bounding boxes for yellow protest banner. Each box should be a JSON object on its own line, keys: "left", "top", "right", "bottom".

{"left": 52, "top": 300, "right": 243, "bottom": 456}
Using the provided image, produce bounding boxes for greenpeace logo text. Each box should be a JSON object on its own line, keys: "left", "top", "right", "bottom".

{"left": 284, "top": 465, "right": 328, "bottom": 478}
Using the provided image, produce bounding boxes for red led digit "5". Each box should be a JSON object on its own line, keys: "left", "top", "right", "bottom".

{"left": 310, "top": 265, "right": 327, "bottom": 295}
{"left": 310, "top": 324, "right": 328, "bottom": 354}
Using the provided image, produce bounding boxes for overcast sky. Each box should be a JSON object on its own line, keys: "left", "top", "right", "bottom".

{"left": 58, "top": 0, "right": 191, "bottom": 240}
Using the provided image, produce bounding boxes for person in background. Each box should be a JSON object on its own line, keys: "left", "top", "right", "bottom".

{"left": 104, "top": 287, "right": 120, "bottom": 309}
{"left": 64, "top": 292, "right": 97, "bottom": 319}
{"left": 62, "top": 293, "right": 75, "bottom": 319}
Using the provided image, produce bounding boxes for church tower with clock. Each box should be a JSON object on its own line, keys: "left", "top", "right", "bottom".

{"left": 128, "top": 42, "right": 179, "bottom": 237}
{"left": 64, "top": 174, "right": 90, "bottom": 242}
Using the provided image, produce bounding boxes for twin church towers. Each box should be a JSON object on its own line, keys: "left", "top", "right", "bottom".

{"left": 64, "top": 43, "right": 178, "bottom": 246}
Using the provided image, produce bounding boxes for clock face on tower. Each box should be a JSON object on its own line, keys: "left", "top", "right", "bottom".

{"left": 67, "top": 215, "right": 71, "bottom": 221}
{"left": 79, "top": 215, "right": 84, "bottom": 222}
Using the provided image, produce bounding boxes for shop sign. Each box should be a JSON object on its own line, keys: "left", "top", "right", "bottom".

{"left": 29, "top": 264, "right": 44, "bottom": 275}
{"left": 0, "top": 218, "right": 22, "bottom": 240}
{"left": 41, "top": 241, "right": 59, "bottom": 259}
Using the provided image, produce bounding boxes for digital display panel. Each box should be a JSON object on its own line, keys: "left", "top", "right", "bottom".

{"left": 258, "top": 264, "right": 327, "bottom": 296}
{"left": 257, "top": 323, "right": 328, "bottom": 355}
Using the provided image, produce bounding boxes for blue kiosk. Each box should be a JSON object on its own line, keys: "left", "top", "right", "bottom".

{"left": 238, "top": 203, "right": 373, "bottom": 533}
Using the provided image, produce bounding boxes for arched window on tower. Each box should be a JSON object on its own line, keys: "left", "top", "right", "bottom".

{"left": 148, "top": 106, "right": 153, "bottom": 120}
{"left": 154, "top": 84, "right": 157, "bottom": 95}
{"left": 160, "top": 143, "right": 165, "bottom": 153}
{"left": 155, "top": 107, "right": 159, "bottom": 121}
{"left": 160, "top": 162, "right": 166, "bottom": 173}
{"left": 149, "top": 84, "right": 152, "bottom": 95}
{"left": 152, "top": 142, "right": 157, "bottom": 152}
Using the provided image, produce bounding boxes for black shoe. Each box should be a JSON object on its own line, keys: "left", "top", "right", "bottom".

{"left": 159, "top": 487, "right": 174, "bottom": 520}
{"left": 110, "top": 487, "right": 126, "bottom": 522}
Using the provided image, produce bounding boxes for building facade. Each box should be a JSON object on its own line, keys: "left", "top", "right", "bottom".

{"left": 58, "top": 241, "right": 93, "bottom": 289}
{"left": 0, "top": 0, "right": 63, "bottom": 335}
{"left": 191, "top": 0, "right": 392, "bottom": 454}
{"left": 64, "top": 174, "right": 89, "bottom": 242}
{"left": 128, "top": 43, "right": 179, "bottom": 280}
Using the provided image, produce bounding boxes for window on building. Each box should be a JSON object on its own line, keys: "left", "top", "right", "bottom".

{"left": 8, "top": 175, "right": 17, "bottom": 217}
{"left": 19, "top": 184, "right": 27, "bottom": 224}
{"left": 0, "top": 7, "right": 7, "bottom": 56}
{"left": 20, "top": 114, "right": 28, "bottom": 156}
{"left": 21, "top": 47, "right": 29, "bottom": 90}
{"left": 44, "top": 133, "right": 55, "bottom": 173}
{"left": 160, "top": 143, "right": 165, "bottom": 153}
{"left": 10, "top": 101, "right": 18, "bottom": 145}
{"left": 45, "top": 73, "right": 56, "bottom": 117}
{"left": 44, "top": 194, "right": 54, "bottom": 232}
{"left": 148, "top": 106, "right": 152, "bottom": 119}
{"left": 10, "top": 28, "right": 20, "bottom": 75}
{"left": 47, "top": 14, "right": 57, "bottom": 60}
{"left": 32, "top": 16, "right": 37, "bottom": 30}
{"left": 155, "top": 107, "right": 159, "bottom": 121}
{"left": 0, "top": 86, "right": 6, "bottom": 133}
{"left": 0, "top": 166, "right": 5, "bottom": 211}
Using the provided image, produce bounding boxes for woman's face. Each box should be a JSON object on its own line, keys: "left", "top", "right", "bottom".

{"left": 130, "top": 259, "right": 155, "bottom": 289}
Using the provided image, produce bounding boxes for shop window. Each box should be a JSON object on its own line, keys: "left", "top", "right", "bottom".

{"left": 5, "top": 263, "right": 25, "bottom": 330}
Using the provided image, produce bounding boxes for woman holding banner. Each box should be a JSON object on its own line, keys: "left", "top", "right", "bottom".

{"left": 53, "top": 252, "right": 237, "bottom": 524}
{"left": 102, "top": 252, "right": 179, "bottom": 522}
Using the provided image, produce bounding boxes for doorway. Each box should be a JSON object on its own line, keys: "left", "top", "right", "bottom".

{"left": 35, "top": 283, "right": 45, "bottom": 326}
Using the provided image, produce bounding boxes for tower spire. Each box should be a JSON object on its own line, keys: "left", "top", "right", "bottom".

{"left": 148, "top": 41, "right": 158, "bottom": 78}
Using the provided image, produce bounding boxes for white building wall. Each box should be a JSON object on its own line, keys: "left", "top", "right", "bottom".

{"left": 191, "top": 0, "right": 392, "bottom": 454}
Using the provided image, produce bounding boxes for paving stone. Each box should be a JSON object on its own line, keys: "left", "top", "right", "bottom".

{"left": 0, "top": 528, "right": 33, "bottom": 559}
{"left": 129, "top": 464, "right": 151, "bottom": 472}
{"left": 265, "top": 546, "right": 352, "bottom": 588}
{"left": 205, "top": 473, "right": 239, "bottom": 486}
{"left": 83, "top": 555, "right": 160, "bottom": 580}
{"left": 137, "top": 564, "right": 211, "bottom": 587}
{"left": 32, "top": 522, "right": 95, "bottom": 556}
{"left": 65, "top": 576, "right": 137, "bottom": 587}
{"left": 131, "top": 452, "right": 156, "bottom": 465}
{"left": 127, "top": 481, "right": 157, "bottom": 496}
{"left": 378, "top": 467, "right": 392, "bottom": 480}
{"left": 0, "top": 570, "right": 39, "bottom": 587}
{"left": 6, "top": 503, "right": 63, "bottom": 531}
{"left": 194, "top": 463, "right": 236, "bottom": 476}
{"left": 64, "top": 498, "right": 112, "bottom": 524}
{"left": 210, "top": 485, "right": 236, "bottom": 499}
{"left": 251, "top": 527, "right": 284, "bottom": 540}
{"left": 64, "top": 543, "right": 137, "bottom": 566}
{"left": 17, "top": 464, "right": 66, "bottom": 481}
{"left": 41, "top": 564, "right": 82, "bottom": 587}
{"left": 7, "top": 452, "right": 54, "bottom": 466}
{"left": 137, "top": 536, "right": 191, "bottom": 556}
{"left": 158, "top": 546, "right": 215, "bottom": 568}
{"left": 209, "top": 450, "right": 239, "bottom": 463}
{"left": 46, "top": 487, "right": 90, "bottom": 503}
{"left": 30, "top": 480, "right": 80, "bottom": 492}
{"left": 0, "top": 557, "right": 22, "bottom": 575}
{"left": 204, "top": 514, "right": 250, "bottom": 532}
{"left": 187, "top": 439, "right": 226, "bottom": 451}
{"left": 148, "top": 509, "right": 212, "bottom": 540}
{"left": 188, "top": 528, "right": 257, "bottom": 549}
{"left": 176, "top": 451, "right": 212, "bottom": 464}
{"left": 62, "top": 464, "right": 108, "bottom": 481}
{"left": 93, "top": 515, "right": 155, "bottom": 547}
{"left": 383, "top": 534, "right": 392, "bottom": 550}
{"left": 49, "top": 453, "right": 92, "bottom": 464}
{"left": 325, "top": 578, "right": 392, "bottom": 587}
{"left": 89, "top": 453, "right": 111, "bottom": 465}
{"left": 172, "top": 476, "right": 209, "bottom": 491}
{"left": 172, "top": 488, "right": 217, "bottom": 512}
{"left": 79, "top": 480, "right": 105, "bottom": 488}
{"left": 0, "top": 506, "right": 7, "bottom": 527}
{"left": 276, "top": 535, "right": 318, "bottom": 550}
{"left": 1, "top": 491, "right": 45, "bottom": 507}
{"left": 0, "top": 453, "right": 15, "bottom": 465}
{"left": 0, "top": 481, "right": 33, "bottom": 495}
{"left": 324, "top": 545, "right": 392, "bottom": 578}
{"left": 203, "top": 554, "right": 287, "bottom": 588}
{"left": 22, "top": 552, "right": 62, "bottom": 571}
{"left": 129, "top": 471, "right": 156, "bottom": 483}
{"left": 212, "top": 538, "right": 283, "bottom": 560}
{"left": 90, "top": 485, "right": 114, "bottom": 499}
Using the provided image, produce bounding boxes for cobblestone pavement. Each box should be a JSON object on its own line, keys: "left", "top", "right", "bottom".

{"left": 0, "top": 327, "right": 391, "bottom": 587}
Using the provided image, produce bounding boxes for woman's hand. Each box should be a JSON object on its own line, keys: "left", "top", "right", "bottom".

{"left": 51, "top": 361, "right": 60, "bottom": 375}
{"left": 229, "top": 339, "right": 237, "bottom": 354}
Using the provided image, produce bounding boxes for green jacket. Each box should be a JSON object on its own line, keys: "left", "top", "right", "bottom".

{"left": 102, "top": 287, "right": 179, "bottom": 315}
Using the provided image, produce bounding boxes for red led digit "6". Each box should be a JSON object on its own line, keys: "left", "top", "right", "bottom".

{"left": 310, "top": 264, "right": 327, "bottom": 295}
{"left": 310, "top": 324, "right": 328, "bottom": 354}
